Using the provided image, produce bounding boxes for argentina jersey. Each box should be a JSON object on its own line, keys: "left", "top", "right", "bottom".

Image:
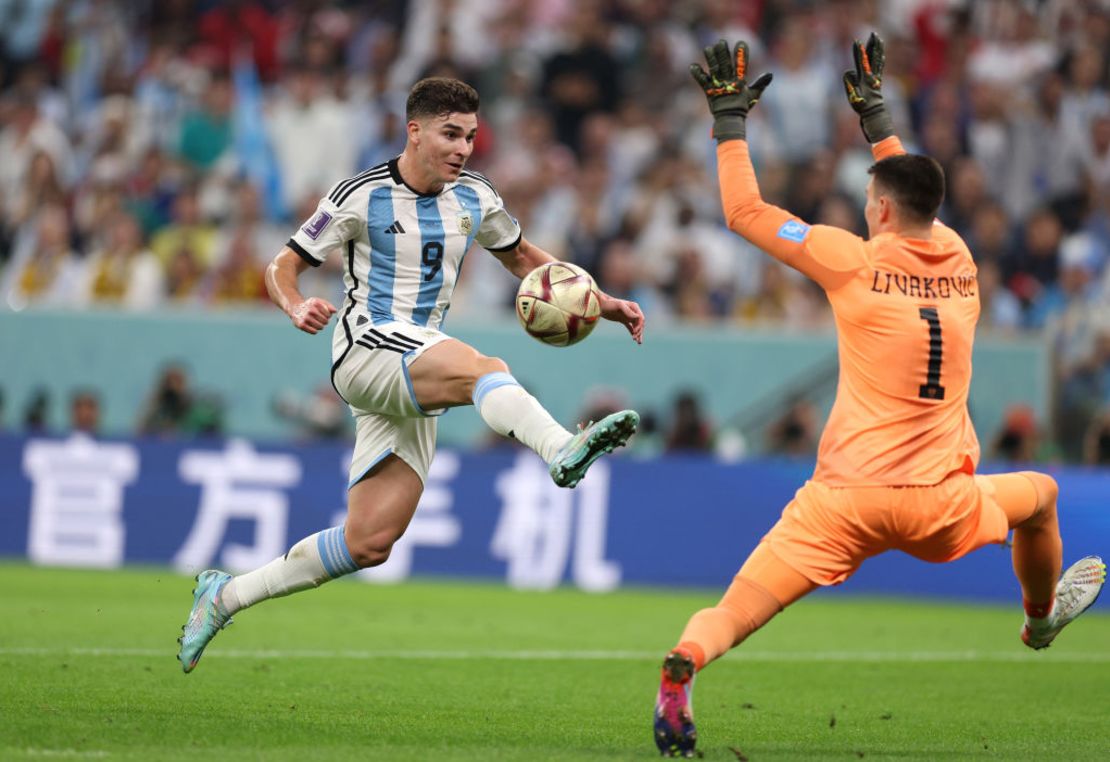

{"left": 287, "top": 158, "right": 522, "bottom": 362}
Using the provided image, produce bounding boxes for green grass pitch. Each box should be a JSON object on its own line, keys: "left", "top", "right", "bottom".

{"left": 1, "top": 564, "right": 1107, "bottom": 761}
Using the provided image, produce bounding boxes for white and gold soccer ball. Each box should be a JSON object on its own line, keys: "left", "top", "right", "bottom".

{"left": 515, "top": 262, "right": 601, "bottom": 347}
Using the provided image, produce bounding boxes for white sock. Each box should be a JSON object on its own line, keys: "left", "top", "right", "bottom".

{"left": 219, "top": 526, "right": 358, "bottom": 615}
{"left": 473, "top": 372, "right": 572, "bottom": 463}
{"left": 1024, "top": 600, "right": 1057, "bottom": 629}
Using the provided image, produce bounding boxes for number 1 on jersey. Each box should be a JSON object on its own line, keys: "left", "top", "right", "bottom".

{"left": 918, "top": 306, "right": 946, "bottom": 400}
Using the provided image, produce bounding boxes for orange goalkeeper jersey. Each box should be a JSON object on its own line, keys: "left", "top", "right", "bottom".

{"left": 718, "top": 136, "right": 979, "bottom": 486}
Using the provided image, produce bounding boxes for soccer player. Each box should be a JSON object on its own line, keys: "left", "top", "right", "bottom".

{"left": 177, "top": 77, "right": 644, "bottom": 673}
{"left": 653, "top": 37, "right": 1106, "bottom": 757}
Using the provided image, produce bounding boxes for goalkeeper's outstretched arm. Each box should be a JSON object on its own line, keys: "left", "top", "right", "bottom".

{"left": 692, "top": 40, "right": 864, "bottom": 290}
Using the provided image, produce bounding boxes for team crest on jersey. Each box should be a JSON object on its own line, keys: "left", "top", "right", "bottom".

{"left": 457, "top": 212, "right": 473, "bottom": 236}
{"left": 302, "top": 210, "right": 333, "bottom": 240}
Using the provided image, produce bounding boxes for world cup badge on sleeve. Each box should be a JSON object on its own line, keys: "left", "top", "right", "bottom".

{"left": 457, "top": 212, "right": 473, "bottom": 237}
{"left": 302, "top": 210, "right": 334, "bottom": 240}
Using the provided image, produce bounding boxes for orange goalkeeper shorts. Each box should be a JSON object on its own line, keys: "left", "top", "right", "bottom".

{"left": 760, "top": 472, "right": 1011, "bottom": 586}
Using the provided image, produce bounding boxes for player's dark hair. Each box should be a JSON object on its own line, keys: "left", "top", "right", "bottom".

{"left": 406, "top": 77, "right": 479, "bottom": 121}
{"left": 867, "top": 154, "right": 945, "bottom": 225}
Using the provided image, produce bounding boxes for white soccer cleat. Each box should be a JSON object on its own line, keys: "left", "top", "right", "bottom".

{"left": 1021, "top": 555, "right": 1106, "bottom": 650}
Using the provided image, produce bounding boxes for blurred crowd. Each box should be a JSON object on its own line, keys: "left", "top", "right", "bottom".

{"left": 1, "top": 0, "right": 1109, "bottom": 461}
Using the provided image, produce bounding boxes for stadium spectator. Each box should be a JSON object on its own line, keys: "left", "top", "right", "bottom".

{"left": 664, "top": 390, "right": 713, "bottom": 452}
{"left": 267, "top": 66, "right": 360, "bottom": 212}
{"left": 7, "top": 149, "right": 67, "bottom": 231}
{"left": 760, "top": 17, "right": 835, "bottom": 165}
{"left": 81, "top": 211, "right": 163, "bottom": 310}
{"left": 138, "top": 363, "right": 196, "bottom": 437}
{"left": 1083, "top": 407, "right": 1110, "bottom": 465}
{"left": 766, "top": 397, "right": 819, "bottom": 457}
{"left": 150, "top": 187, "right": 217, "bottom": 270}
{"left": 1, "top": 204, "right": 82, "bottom": 310}
{"left": 990, "top": 404, "right": 1043, "bottom": 463}
{"left": 177, "top": 73, "right": 233, "bottom": 171}
{"left": 273, "top": 382, "right": 350, "bottom": 441}
{"left": 70, "top": 389, "right": 101, "bottom": 436}
{"left": 22, "top": 387, "right": 49, "bottom": 433}
{"left": 1004, "top": 206, "right": 1064, "bottom": 319}
{"left": 207, "top": 231, "right": 267, "bottom": 305}
{"left": 539, "top": 5, "right": 622, "bottom": 153}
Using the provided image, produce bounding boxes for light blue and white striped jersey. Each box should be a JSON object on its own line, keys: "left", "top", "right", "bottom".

{"left": 287, "top": 158, "right": 521, "bottom": 362}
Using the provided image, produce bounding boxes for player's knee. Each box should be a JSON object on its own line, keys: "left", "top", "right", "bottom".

{"left": 346, "top": 528, "right": 401, "bottom": 568}
{"left": 1020, "top": 471, "right": 1059, "bottom": 527}
{"left": 476, "top": 354, "right": 509, "bottom": 377}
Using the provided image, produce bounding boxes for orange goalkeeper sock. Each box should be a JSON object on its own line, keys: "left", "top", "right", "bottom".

{"left": 673, "top": 577, "right": 783, "bottom": 671}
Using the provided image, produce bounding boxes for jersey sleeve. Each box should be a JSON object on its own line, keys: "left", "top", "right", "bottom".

{"left": 471, "top": 175, "right": 522, "bottom": 253}
{"left": 717, "top": 140, "right": 868, "bottom": 291}
{"left": 287, "top": 192, "right": 362, "bottom": 267}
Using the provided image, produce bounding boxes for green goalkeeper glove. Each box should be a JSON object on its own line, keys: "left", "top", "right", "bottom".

{"left": 690, "top": 39, "right": 773, "bottom": 143}
{"left": 842, "top": 32, "right": 895, "bottom": 144}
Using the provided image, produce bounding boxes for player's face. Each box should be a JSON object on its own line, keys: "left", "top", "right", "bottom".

{"left": 414, "top": 112, "right": 478, "bottom": 185}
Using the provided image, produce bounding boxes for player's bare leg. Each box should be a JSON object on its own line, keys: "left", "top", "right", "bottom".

{"left": 655, "top": 545, "right": 816, "bottom": 756}
{"left": 178, "top": 456, "right": 422, "bottom": 673}
{"left": 408, "top": 339, "right": 638, "bottom": 487}
{"left": 991, "top": 472, "right": 1106, "bottom": 648}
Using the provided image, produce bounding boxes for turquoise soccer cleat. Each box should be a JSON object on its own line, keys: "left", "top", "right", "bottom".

{"left": 1022, "top": 555, "right": 1106, "bottom": 650}
{"left": 177, "top": 569, "right": 233, "bottom": 673}
{"left": 549, "top": 410, "right": 639, "bottom": 488}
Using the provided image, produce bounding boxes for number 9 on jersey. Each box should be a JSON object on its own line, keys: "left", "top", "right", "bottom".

{"left": 515, "top": 262, "right": 601, "bottom": 347}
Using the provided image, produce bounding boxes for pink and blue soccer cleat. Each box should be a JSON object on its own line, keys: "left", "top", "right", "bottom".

{"left": 654, "top": 650, "right": 697, "bottom": 757}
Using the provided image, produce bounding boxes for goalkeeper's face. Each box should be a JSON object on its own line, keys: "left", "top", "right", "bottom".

{"left": 412, "top": 111, "right": 478, "bottom": 186}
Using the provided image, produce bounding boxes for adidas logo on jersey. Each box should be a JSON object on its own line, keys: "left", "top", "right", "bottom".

{"left": 385, "top": 221, "right": 406, "bottom": 234}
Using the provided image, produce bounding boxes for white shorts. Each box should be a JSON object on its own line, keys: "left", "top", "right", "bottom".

{"left": 332, "top": 321, "right": 452, "bottom": 487}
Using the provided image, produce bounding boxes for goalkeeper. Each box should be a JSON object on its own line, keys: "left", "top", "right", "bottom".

{"left": 652, "top": 35, "right": 1106, "bottom": 758}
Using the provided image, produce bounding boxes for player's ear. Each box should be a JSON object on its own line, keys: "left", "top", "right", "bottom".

{"left": 878, "top": 194, "right": 894, "bottom": 225}
{"left": 407, "top": 119, "right": 422, "bottom": 144}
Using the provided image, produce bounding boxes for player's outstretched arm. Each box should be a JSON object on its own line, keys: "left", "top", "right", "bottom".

{"left": 265, "top": 247, "right": 337, "bottom": 335}
{"left": 491, "top": 237, "right": 644, "bottom": 344}
{"left": 842, "top": 33, "right": 905, "bottom": 161}
{"left": 693, "top": 41, "right": 867, "bottom": 288}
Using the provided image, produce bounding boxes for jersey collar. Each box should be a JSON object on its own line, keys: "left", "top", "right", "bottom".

{"left": 388, "top": 157, "right": 456, "bottom": 198}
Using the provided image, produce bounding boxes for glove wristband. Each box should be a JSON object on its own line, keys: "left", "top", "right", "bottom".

{"left": 713, "top": 113, "right": 747, "bottom": 142}
{"left": 860, "top": 106, "right": 894, "bottom": 144}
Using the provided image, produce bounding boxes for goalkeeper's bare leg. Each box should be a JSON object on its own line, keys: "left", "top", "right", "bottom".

{"left": 993, "top": 472, "right": 1106, "bottom": 649}
{"left": 654, "top": 545, "right": 816, "bottom": 757}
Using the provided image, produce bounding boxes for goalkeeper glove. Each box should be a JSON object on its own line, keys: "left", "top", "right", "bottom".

{"left": 690, "top": 39, "right": 773, "bottom": 143}
{"left": 842, "top": 32, "right": 895, "bottom": 144}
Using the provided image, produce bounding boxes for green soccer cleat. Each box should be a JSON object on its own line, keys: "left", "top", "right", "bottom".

{"left": 177, "top": 569, "right": 233, "bottom": 673}
{"left": 549, "top": 410, "right": 639, "bottom": 488}
{"left": 1022, "top": 555, "right": 1106, "bottom": 650}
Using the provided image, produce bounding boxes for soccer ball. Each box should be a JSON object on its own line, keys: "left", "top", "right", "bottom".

{"left": 515, "top": 262, "right": 601, "bottom": 347}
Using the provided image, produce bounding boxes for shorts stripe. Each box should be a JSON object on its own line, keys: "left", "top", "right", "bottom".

{"left": 348, "top": 447, "right": 396, "bottom": 488}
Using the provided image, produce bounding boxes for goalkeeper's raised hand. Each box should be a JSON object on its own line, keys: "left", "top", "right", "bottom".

{"left": 690, "top": 40, "right": 772, "bottom": 143}
{"left": 842, "top": 32, "right": 894, "bottom": 144}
